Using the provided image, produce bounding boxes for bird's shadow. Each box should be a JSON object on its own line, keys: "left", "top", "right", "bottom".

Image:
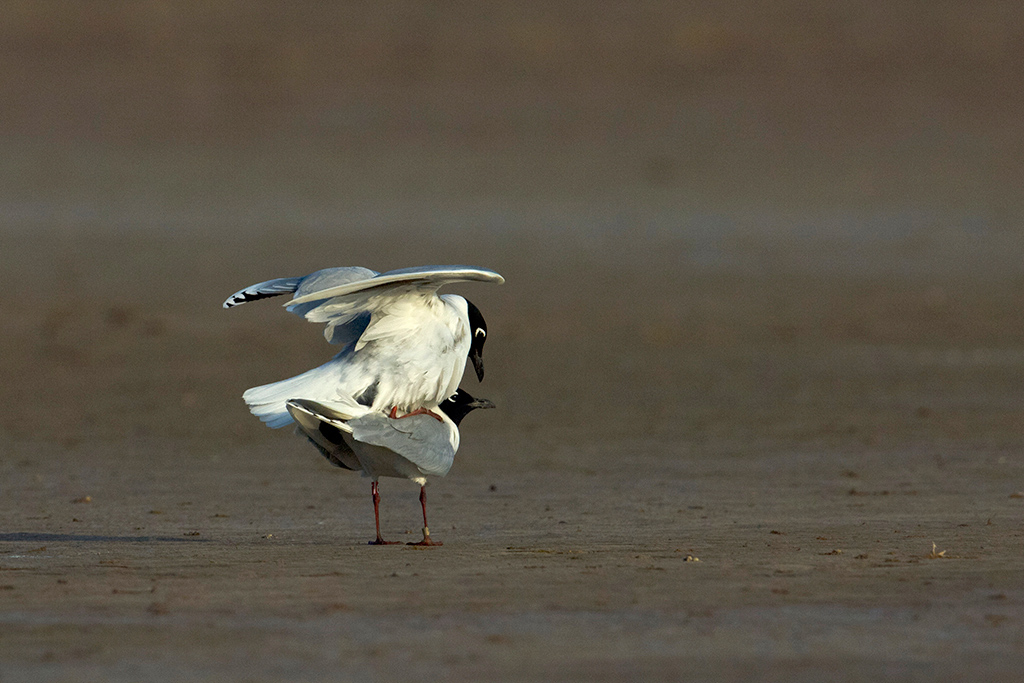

{"left": 0, "top": 532, "right": 210, "bottom": 544}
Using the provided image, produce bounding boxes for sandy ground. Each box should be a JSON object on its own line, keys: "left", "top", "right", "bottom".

{"left": 1, "top": 226, "right": 1023, "bottom": 681}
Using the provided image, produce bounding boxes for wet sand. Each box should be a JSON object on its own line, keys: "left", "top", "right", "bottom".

{"left": 2, "top": 227, "right": 1024, "bottom": 681}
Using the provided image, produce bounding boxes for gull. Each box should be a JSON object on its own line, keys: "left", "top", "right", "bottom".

{"left": 224, "top": 265, "right": 503, "bottom": 428}
{"left": 286, "top": 389, "right": 496, "bottom": 545}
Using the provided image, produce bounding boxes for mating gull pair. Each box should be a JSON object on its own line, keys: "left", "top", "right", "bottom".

{"left": 225, "top": 265, "right": 504, "bottom": 545}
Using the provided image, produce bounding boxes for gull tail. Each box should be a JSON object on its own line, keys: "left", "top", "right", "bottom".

{"left": 243, "top": 361, "right": 347, "bottom": 429}
{"left": 223, "top": 277, "right": 302, "bottom": 308}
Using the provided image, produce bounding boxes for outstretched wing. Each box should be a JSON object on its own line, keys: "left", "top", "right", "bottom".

{"left": 286, "top": 266, "right": 503, "bottom": 345}
{"left": 226, "top": 265, "right": 501, "bottom": 346}
{"left": 349, "top": 413, "right": 457, "bottom": 478}
{"left": 223, "top": 277, "right": 303, "bottom": 308}
{"left": 288, "top": 267, "right": 379, "bottom": 314}
{"left": 288, "top": 265, "right": 504, "bottom": 307}
{"left": 224, "top": 266, "right": 379, "bottom": 345}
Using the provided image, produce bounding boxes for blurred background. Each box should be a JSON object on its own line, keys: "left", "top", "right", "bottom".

{"left": 2, "top": 1, "right": 1023, "bottom": 455}
{"left": 4, "top": 1, "right": 1022, "bottom": 232}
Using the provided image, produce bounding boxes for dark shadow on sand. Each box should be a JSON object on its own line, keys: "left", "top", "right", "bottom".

{"left": 0, "top": 532, "right": 210, "bottom": 544}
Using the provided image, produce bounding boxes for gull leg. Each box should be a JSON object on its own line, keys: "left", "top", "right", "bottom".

{"left": 408, "top": 485, "right": 442, "bottom": 546}
{"left": 368, "top": 481, "right": 399, "bottom": 545}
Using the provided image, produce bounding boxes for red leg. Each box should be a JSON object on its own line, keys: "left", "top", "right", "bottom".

{"left": 408, "top": 485, "right": 442, "bottom": 546}
{"left": 368, "top": 481, "right": 399, "bottom": 545}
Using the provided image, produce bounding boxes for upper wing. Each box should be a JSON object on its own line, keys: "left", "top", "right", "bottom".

{"left": 226, "top": 265, "right": 501, "bottom": 346}
{"left": 349, "top": 414, "right": 457, "bottom": 478}
{"left": 224, "top": 267, "right": 379, "bottom": 309}
{"left": 223, "top": 276, "right": 303, "bottom": 308}
{"left": 288, "top": 267, "right": 379, "bottom": 315}
{"left": 286, "top": 266, "right": 503, "bottom": 345}
{"left": 287, "top": 266, "right": 504, "bottom": 307}
{"left": 288, "top": 267, "right": 379, "bottom": 345}
{"left": 224, "top": 266, "right": 379, "bottom": 345}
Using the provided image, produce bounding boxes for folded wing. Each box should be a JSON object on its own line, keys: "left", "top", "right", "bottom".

{"left": 286, "top": 398, "right": 367, "bottom": 470}
{"left": 285, "top": 398, "right": 457, "bottom": 478}
{"left": 348, "top": 413, "right": 458, "bottom": 478}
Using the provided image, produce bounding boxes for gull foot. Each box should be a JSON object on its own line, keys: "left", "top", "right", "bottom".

{"left": 407, "top": 526, "right": 443, "bottom": 546}
{"left": 388, "top": 407, "right": 444, "bottom": 423}
{"left": 368, "top": 538, "right": 401, "bottom": 546}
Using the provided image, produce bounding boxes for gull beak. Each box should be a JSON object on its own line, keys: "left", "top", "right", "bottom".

{"left": 470, "top": 397, "right": 496, "bottom": 410}
{"left": 470, "top": 348, "right": 485, "bottom": 381}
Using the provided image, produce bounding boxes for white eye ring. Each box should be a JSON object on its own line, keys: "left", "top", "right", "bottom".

{"left": 475, "top": 327, "right": 486, "bottom": 338}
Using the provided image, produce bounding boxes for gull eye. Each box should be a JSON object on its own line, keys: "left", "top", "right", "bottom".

{"left": 474, "top": 327, "right": 486, "bottom": 338}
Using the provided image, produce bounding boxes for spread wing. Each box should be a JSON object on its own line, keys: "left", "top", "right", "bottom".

{"left": 223, "top": 276, "right": 303, "bottom": 308}
{"left": 225, "top": 267, "right": 379, "bottom": 309}
{"left": 287, "top": 266, "right": 505, "bottom": 307}
{"left": 348, "top": 413, "right": 457, "bottom": 478}
{"left": 284, "top": 266, "right": 502, "bottom": 346}
{"left": 225, "top": 266, "right": 501, "bottom": 347}
{"left": 224, "top": 266, "right": 379, "bottom": 345}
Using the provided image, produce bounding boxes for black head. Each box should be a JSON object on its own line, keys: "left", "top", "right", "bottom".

{"left": 439, "top": 389, "right": 496, "bottom": 427}
{"left": 466, "top": 299, "right": 488, "bottom": 381}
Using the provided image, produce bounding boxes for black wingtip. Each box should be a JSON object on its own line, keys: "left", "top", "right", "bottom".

{"left": 223, "top": 284, "right": 299, "bottom": 309}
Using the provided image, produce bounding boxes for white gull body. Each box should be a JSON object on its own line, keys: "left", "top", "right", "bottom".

{"left": 224, "top": 265, "right": 503, "bottom": 429}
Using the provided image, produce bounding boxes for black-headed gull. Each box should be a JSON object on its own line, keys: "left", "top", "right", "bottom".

{"left": 286, "top": 389, "right": 495, "bottom": 545}
{"left": 224, "top": 265, "right": 503, "bottom": 427}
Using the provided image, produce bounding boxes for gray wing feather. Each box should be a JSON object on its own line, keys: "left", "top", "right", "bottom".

{"left": 349, "top": 414, "right": 456, "bottom": 478}
{"left": 224, "top": 268, "right": 378, "bottom": 310}
{"left": 227, "top": 265, "right": 500, "bottom": 347}
{"left": 288, "top": 267, "right": 379, "bottom": 314}
{"left": 287, "top": 265, "right": 504, "bottom": 306}
{"left": 225, "top": 267, "right": 379, "bottom": 345}
{"left": 289, "top": 267, "right": 378, "bottom": 345}
{"left": 223, "top": 277, "right": 303, "bottom": 308}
